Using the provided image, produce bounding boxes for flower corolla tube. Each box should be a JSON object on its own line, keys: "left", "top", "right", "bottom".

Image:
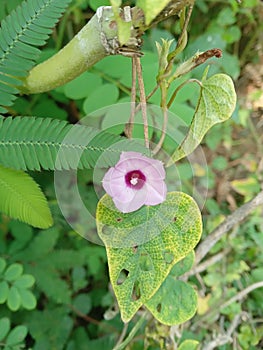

{"left": 102, "top": 152, "right": 167, "bottom": 213}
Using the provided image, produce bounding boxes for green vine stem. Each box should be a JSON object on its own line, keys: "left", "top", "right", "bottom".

{"left": 22, "top": 1, "right": 193, "bottom": 94}
{"left": 112, "top": 312, "right": 147, "bottom": 350}
{"left": 23, "top": 7, "right": 120, "bottom": 94}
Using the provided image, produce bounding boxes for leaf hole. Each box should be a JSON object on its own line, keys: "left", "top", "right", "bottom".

{"left": 117, "top": 269, "right": 129, "bottom": 285}
{"left": 156, "top": 303, "right": 162, "bottom": 313}
{"left": 116, "top": 217, "right": 122, "bottom": 222}
{"left": 164, "top": 251, "right": 174, "bottom": 264}
{"left": 173, "top": 216, "right": 177, "bottom": 222}
{"left": 132, "top": 245, "right": 138, "bottom": 253}
{"left": 131, "top": 280, "right": 141, "bottom": 301}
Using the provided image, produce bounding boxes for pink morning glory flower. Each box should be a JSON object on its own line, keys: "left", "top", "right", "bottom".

{"left": 102, "top": 152, "right": 167, "bottom": 213}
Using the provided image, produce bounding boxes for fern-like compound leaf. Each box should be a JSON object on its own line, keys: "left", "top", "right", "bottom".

{"left": 0, "top": 165, "right": 53, "bottom": 228}
{"left": 0, "top": 116, "right": 149, "bottom": 171}
{"left": 0, "top": 0, "right": 72, "bottom": 113}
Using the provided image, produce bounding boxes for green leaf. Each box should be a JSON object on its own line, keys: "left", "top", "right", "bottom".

{"left": 89, "top": 0, "right": 110, "bottom": 11}
{"left": 4, "top": 263, "right": 23, "bottom": 282}
{"left": 28, "top": 264, "right": 71, "bottom": 304}
{"left": 96, "top": 191, "right": 202, "bottom": 322}
{"left": 72, "top": 294, "right": 92, "bottom": 314}
{"left": 0, "top": 280, "right": 9, "bottom": 304}
{"left": 178, "top": 339, "right": 199, "bottom": 350}
{"left": 7, "top": 285, "right": 21, "bottom": 311}
{"left": 145, "top": 278, "right": 197, "bottom": 325}
{"left": 0, "top": 317, "right": 10, "bottom": 341}
{"left": 5, "top": 325, "right": 27, "bottom": 346}
{"left": 0, "top": 165, "right": 53, "bottom": 228}
{"left": 14, "top": 274, "right": 35, "bottom": 289}
{"left": 19, "top": 289, "right": 37, "bottom": 310}
{"left": 83, "top": 83, "right": 119, "bottom": 114}
{"left": 0, "top": 257, "right": 6, "bottom": 274}
{"left": 72, "top": 267, "right": 87, "bottom": 292}
{"left": 0, "top": 116, "right": 149, "bottom": 171}
{"left": 0, "top": 0, "right": 72, "bottom": 111}
{"left": 136, "top": 0, "right": 171, "bottom": 25}
{"left": 64, "top": 72, "right": 102, "bottom": 100}
{"left": 27, "top": 308, "right": 73, "bottom": 349}
{"left": 170, "top": 250, "right": 195, "bottom": 277}
{"left": 168, "top": 72, "right": 236, "bottom": 165}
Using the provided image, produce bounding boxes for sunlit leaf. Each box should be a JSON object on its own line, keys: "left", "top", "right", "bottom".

{"left": 96, "top": 191, "right": 202, "bottom": 322}
{"left": 168, "top": 71, "right": 236, "bottom": 165}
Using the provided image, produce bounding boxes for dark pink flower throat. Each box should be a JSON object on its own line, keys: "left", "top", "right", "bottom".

{"left": 125, "top": 170, "right": 146, "bottom": 189}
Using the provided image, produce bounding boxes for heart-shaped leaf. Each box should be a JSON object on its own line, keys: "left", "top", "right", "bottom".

{"left": 170, "top": 250, "right": 195, "bottom": 278}
{"left": 145, "top": 277, "right": 197, "bottom": 325}
{"left": 168, "top": 72, "right": 236, "bottom": 165}
{"left": 96, "top": 191, "right": 202, "bottom": 322}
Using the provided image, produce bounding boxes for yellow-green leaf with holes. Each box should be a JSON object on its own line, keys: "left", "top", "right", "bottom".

{"left": 168, "top": 71, "right": 236, "bottom": 165}
{"left": 0, "top": 165, "right": 53, "bottom": 228}
{"left": 136, "top": 0, "right": 171, "bottom": 25}
{"left": 96, "top": 191, "right": 202, "bottom": 322}
{"left": 145, "top": 277, "right": 197, "bottom": 325}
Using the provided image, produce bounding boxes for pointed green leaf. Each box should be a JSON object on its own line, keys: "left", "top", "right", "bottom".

{"left": 0, "top": 165, "right": 53, "bottom": 228}
{"left": 137, "top": 0, "right": 171, "bottom": 25}
{"left": 0, "top": 317, "right": 10, "bottom": 342}
{"left": 168, "top": 73, "right": 236, "bottom": 165}
{"left": 145, "top": 277, "right": 197, "bottom": 325}
{"left": 96, "top": 191, "right": 202, "bottom": 322}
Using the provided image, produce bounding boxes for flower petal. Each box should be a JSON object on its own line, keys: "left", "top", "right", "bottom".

{"left": 102, "top": 152, "right": 167, "bottom": 213}
{"left": 143, "top": 160, "right": 166, "bottom": 180}
{"left": 113, "top": 187, "right": 147, "bottom": 213}
{"left": 144, "top": 179, "right": 167, "bottom": 205}
{"left": 102, "top": 168, "right": 135, "bottom": 202}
